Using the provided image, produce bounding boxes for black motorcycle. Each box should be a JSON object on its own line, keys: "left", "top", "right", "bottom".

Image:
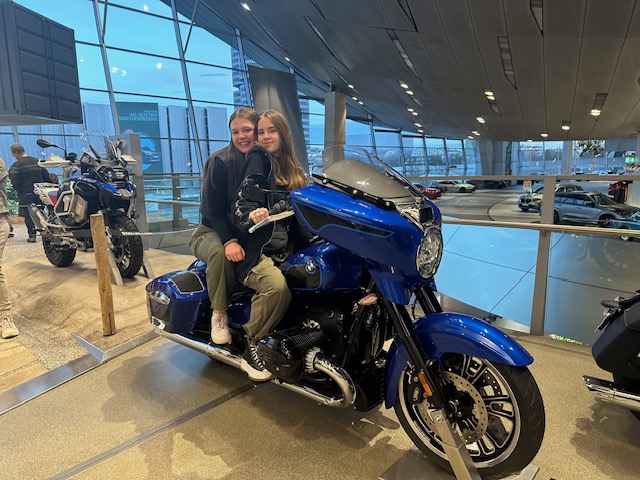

{"left": 583, "top": 290, "right": 640, "bottom": 419}
{"left": 28, "top": 131, "right": 143, "bottom": 278}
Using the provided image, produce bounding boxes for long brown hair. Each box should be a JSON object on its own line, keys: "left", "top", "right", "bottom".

{"left": 258, "top": 110, "right": 307, "bottom": 191}
{"left": 211, "top": 107, "right": 259, "bottom": 189}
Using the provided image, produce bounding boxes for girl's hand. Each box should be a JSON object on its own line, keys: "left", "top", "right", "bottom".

{"left": 225, "top": 241, "right": 245, "bottom": 262}
{"left": 249, "top": 207, "right": 269, "bottom": 224}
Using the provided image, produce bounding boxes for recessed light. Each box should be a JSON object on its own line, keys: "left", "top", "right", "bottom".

{"left": 415, "top": 123, "right": 422, "bottom": 127}
{"left": 358, "top": 101, "right": 364, "bottom": 105}
{"left": 400, "top": 82, "right": 409, "bottom": 89}
{"left": 561, "top": 125, "right": 570, "bottom": 131}
{"left": 284, "top": 56, "right": 290, "bottom": 62}
{"left": 467, "top": 136, "right": 474, "bottom": 139}
{"left": 418, "top": 129, "right": 423, "bottom": 133}
{"left": 540, "top": 133, "right": 549, "bottom": 138}
{"left": 407, "top": 108, "right": 414, "bottom": 112}
{"left": 484, "top": 90, "right": 494, "bottom": 96}
{"left": 241, "top": 2, "right": 251, "bottom": 11}
{"left": 352, "top": 96, "right": 357, "bottom": 101}
{"left": 348, "top": 84, "right": 354, "bottom": 89}
{"left": 487, "top": 95, "right": 495, "bottom": 101}
{"left": 412, "top": 111, "right": 418, "bottom": 116}
{"left": 406, "top": 90, "right": 414, "bottom": 95}
{"left": 527, "top": 139, "right": 533, "bottom": 142}
{"left": 471, "top": 131, "right": 480, "bottom": 135}
{"left": 590, "top": 109, "right": 601, "bottom": 116}
{"left": 476, "top": 116, "right": 485, "bottom": 123}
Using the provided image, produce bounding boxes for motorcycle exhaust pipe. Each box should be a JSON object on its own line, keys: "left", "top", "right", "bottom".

{"left": 583, "top": 375, "right": 640, "bottom": 412}
{"left": 28, "top": 204, "right": 47, "bottom": 231}
{"left": 152, "top": 326, "right": 356, "bottom": 408}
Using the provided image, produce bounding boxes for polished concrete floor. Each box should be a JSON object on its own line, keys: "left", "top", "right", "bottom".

{"left": 0, "top": 331, "right": 638, "bottom": 480}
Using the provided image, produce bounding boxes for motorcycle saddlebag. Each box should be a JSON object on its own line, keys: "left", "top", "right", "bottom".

{"left": 146, "top": 269, "right": 209, "bottom": 334}
{"left": 592, "top": 301, "right": 640, "bottom": 375}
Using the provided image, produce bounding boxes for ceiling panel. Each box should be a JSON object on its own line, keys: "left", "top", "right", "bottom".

{"left": 169, "top": 0, "right": 640, "bottom": 141}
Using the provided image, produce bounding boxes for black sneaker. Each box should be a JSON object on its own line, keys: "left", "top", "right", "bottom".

{"left": 240, "top": 341, "right": 273, "bottom": 382}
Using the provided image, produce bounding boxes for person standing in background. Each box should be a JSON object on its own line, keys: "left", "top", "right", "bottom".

{"left": 0, "top": 156, "right": 19, "bottom": 338}
{"left": 8, "top": 143, "right": 49, "bottom": 243}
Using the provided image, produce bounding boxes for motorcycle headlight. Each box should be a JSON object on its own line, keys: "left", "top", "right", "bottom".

{"left": 416, "top": 226, "right": 443, "bottom": 279}
{"left": 99, "top": 166, "right": 115, "bottom": 182}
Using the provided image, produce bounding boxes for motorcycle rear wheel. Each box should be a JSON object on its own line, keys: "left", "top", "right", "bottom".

{"left": 42, "top": 236, "right": 77, "bottom": 267}
{"left": 111, "top": 216, "right": 143, "bottom": 278}
{"left": 394, "top": 354, "right": 545, "bottom": 479}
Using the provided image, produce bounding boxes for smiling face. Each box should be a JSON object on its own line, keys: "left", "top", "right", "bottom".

{"left": 230, "top": 117, "right": 256, "bottom": 154}
{"left": 257, "top": 117, "right": 281, "bottom": 155}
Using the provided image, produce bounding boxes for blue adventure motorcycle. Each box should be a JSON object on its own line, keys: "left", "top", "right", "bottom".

{"left": 146, "top": 146, "right": 545, "bottom": 478}
{"left": 29, "top": 130, "right": 143, "bottom": 278}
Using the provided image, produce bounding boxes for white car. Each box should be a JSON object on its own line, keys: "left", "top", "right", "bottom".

{"left": 431, "top": 180, "right": 476, "bottom": 193}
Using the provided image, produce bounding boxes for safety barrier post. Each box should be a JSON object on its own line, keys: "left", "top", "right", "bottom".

{"left": 90, "top": 212, "right": 116, "bottom": 336}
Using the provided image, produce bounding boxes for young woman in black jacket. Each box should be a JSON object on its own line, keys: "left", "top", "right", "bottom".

{"left": 232, "top": 110, "right": 309, "bottom": 381}
{"left": 190, "top": 107, "right": 259, "bottom": 344}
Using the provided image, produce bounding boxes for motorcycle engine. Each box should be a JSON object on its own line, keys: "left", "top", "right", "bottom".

{"left": 258, "top": 327, "right": 325, "bottom": 383}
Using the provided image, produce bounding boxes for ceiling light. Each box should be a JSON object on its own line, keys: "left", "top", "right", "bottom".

{"left": 414, "top": 123, "right": 422, "bottom": 127}
{"left": 467, "top": 136, "right": 474, "bottom": 139}
{"left": 487, "top": 95, "right": 495, "bottom": 101}
{"left": 406, "top": 90, "right": 414, "bottom": 95}
{"left": 241, "top": 2, "right": 251, "bottom": 11}
{"left": 407, "top": 108, "right": 414, "bottom": 112}
{"left": 352, "top": 96, "right": 358, "bottom": 100}
{"left": 484, "top": 90, "right": 494, "bottom": 96}
{"left": 412, "top": 111, "right": 418, "bottom": 116}
{"left": 590, "top": 93, "right": 607, "bottom": 117}
{"left": 540, "top": 133, "right": 549, "bottom": 138}
{"left": 472, "top": 131, "right": 480, "bottom": 135}
{"left": 399, "top": 82, "right": 409, "bottom": 89}
{"left": 418, "top": 129, "right": 423, "bottom": 133}
{"left": 347, "top": 84, "right": 354, "bottom": 89}
{"left": 476, "top": 116, "right": 485, "bottom": 123}
{"left": 358, "top": 101, "right": 364, "bottom": 105}
{"left": 561, "top": 121, "right": 571, "bottom": 131}
{"left": 527, "top": 139, "right": 533, "bottom": 142}
{"left": 590, "top": 109, "right": 601, "bottom": 117}
{"left": 284, "top": 56, "right": 290, "bottom": 62}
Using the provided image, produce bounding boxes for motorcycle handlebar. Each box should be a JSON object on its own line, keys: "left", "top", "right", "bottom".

{"left": 601, "top": 291, "right": 640, "bottom": 310}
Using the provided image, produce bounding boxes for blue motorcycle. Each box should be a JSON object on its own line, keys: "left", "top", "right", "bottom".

{"left": 30, "top": 131, "right": 143, "bottom": 278}
{"left": 146, "top": 146, "right": 545, "bottom": 478}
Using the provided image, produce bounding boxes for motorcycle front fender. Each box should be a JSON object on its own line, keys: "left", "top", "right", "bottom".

{"left": 383, "top": 312, "right": 533, "bottom": 408}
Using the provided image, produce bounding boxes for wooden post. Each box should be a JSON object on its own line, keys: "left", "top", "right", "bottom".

{"left": 90, "top": 213, "right": 116, "bottom": 336}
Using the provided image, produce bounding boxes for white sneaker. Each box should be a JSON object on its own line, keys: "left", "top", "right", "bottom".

{"left": 1, "top": 317, "right": 19, "bottom": 339}
{"left": 211, "top": 311, "right": 231, "bottom": 344}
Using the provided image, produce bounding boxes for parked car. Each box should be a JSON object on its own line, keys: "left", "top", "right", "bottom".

{"left": 414, "top": 183, "right": 441, "bottom": 200}
{"left": 518, "top": 184, "right": 583, "bottom": 211}
{"left": 430, "top": 180, "right": 476, "bottom": 193}
{"left": 551, "top": 191, "right": 640, "bottom": 226}
{"left": 474, "top": 180, "right": 507, "bottom": 189}
{"left": 610, "top": 211, "right": 640, "bottom": 241}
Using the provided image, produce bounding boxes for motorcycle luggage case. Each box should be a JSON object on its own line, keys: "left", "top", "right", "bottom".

{"left": 146, "top": 269, "right": 209, "bottom": 334}
{"left": 592, "top": 301, "right": 640, "bottom": 374}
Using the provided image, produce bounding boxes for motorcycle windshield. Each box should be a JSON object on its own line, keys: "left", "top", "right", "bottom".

{"left": 317, "top": 145, "right": 421, "bottom": 204}
{"left": 80, "top": 130, "right": 119, "bottom": 163}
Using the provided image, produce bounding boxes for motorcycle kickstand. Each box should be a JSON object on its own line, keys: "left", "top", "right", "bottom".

{"left": 430, "top": 408, "right": 481, "bottom": 480}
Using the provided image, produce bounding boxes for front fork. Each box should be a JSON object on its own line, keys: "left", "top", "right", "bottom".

{"left": 383, "top": 291, "right": 481, "bottom": 480}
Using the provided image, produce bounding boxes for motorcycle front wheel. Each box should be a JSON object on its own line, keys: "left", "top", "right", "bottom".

{"left": 42, "top": 236, "right": 77, "bottom": 267}
{"left": 394, "top": 354, "right": 545, "bottom": 479}
{"left": 110, "top": 216, "right": 143, "bottom": 278}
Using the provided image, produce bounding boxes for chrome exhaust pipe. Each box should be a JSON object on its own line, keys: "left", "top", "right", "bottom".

{"left": 28, "top": 204, "right": 47, "bottom": 231}
{"left": 583, "top": 375, "right": 640, "bottom": 412}
{"left": 153, "top": 325, "right": 356, "bottom": 408}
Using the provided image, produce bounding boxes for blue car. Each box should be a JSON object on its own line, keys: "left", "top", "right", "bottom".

{"left": 610, "top": 211, "right": 640, "bottom": 241}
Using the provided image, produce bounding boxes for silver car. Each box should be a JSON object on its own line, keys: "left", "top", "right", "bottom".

{"left": 552, "top": 191, "right": 640, "bottom": 226}
{"left": 518, "top": 183, "right": 583, "bottom": 211}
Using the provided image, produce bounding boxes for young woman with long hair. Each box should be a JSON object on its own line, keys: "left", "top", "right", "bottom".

{"left": 232, "top": 109, "right": 310, "bottom": 381}
{"left": 190, "top": 107, "right": 260, "bottom": 345}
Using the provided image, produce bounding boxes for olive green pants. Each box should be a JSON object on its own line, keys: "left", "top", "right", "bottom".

{"left": 242, "top": 255, "right": 291, "bottom": 341}
{"left": 190, "top": 225, "right": 234, "bottom": 311}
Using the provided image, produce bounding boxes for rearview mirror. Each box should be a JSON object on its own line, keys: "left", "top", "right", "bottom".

{"left": 37, "top": 139, "right": 61, "bottom": 150}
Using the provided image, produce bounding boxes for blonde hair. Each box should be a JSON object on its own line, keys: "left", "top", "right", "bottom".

{"left": 258, "top": 110, "right": 307, "bottom": 191}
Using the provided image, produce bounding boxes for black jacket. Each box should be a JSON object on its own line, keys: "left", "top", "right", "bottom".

{"left": 199, "top": 149, "right": 241, "bottom": 245}
{"left": 232, "top": 147, "right": 311, "bottom": 282}
{"left": 9, "top": 155, "right": 50, "bottom": 204}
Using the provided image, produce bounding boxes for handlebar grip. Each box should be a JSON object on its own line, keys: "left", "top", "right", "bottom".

{"left": 269, "top": 199, "right": 291, "bottom": 216}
